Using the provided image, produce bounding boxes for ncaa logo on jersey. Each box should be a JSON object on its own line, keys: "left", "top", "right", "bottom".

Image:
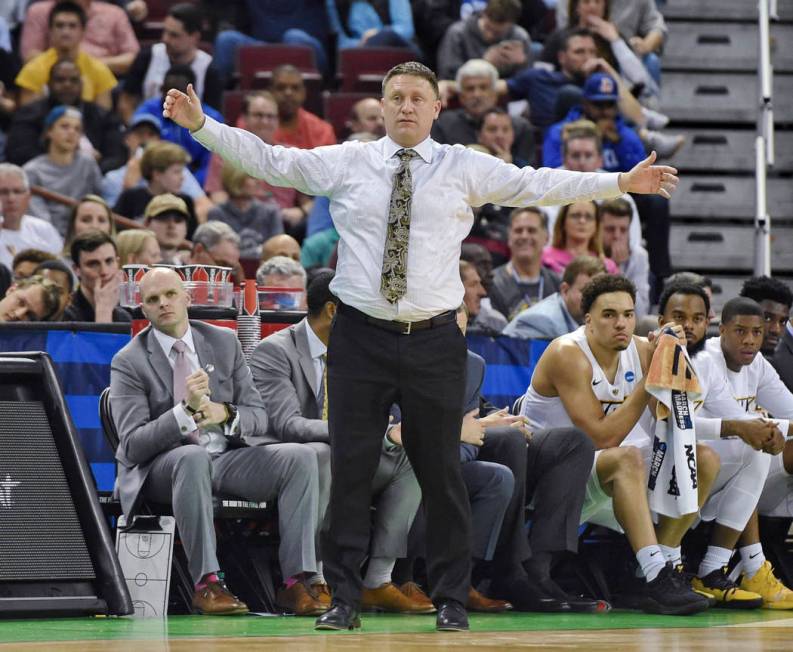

{"left": 625, "top": 371, "right": 635, "bottom": 383}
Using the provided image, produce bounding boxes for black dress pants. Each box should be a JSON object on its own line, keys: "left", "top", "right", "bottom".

{"left": 321, "top": 305, "right": 472, "bottom": 608}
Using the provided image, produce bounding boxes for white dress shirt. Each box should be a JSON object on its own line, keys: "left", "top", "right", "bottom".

{"left": 304, "top": 320, "right": 327, "bottom": 399}
{"left": 151, "top": 325, "right": 230, "bottom": 454}
{"left": 193, "top": 116, "right": 622, "bottom": 321}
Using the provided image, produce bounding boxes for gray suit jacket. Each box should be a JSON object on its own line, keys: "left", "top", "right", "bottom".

{"left": 249, "top": 319, "right": 329, "bottom": 443}
{"left": 772, "top": 327, "right": 793, "bottom": 393}
{"left": 110, "top": 320, "right": 274, "bottom": 515}
{"left": 502, "top": 292, "right": 578, "bottom": 340}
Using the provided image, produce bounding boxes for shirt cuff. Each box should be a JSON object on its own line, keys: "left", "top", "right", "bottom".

{"left": 597, "top": 172, "right": 623, "bottom": 198}
{"left": 383, "top": 426, "right": 401, "bottom": 451}
{"left": 191, "top": 115, "right": 223, "bottom": 149}
{"left": 173, "top": 403, "right": 197, "bottom": 436}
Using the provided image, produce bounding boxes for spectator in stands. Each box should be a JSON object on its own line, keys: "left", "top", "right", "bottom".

{"left": 0, "top": 274, "right": 62, "bottom": 322}
{"left": 120, "top": 3, "right": 222, "bottom": 120}
{"left": 34, "top": 259, "right": 74, "bottom": 319}
{"left": 114, "top": 141, "right": 198, "bottom": 237}
{"left": 24, "top": 106, "right": 103, "bottom": 237}
{"left": 257, "top": 255, "right": 307, "bottom": 311}
{"left": 133, "top": 64, "right": 223, "bottom": 186}
{"left": 272, "top": 65, "right": 336, "bottom": 150}
{"left": 489, "top": 208, "right": 560, "bottom": 321}
{"left": 21, "top": 0, "right": 139, "bottom": 76}
{"left": 142, "top": 194, "right": 190, "bottom": 266}
{"left": 64, "top": 230, "right": 130, "bottom": 322}
{"left": 476, "top": 108, "right": 518, "bottom": 164}
{"left": 432, "top": 59, "right": 533, "bottom": 167}
{"left": 188, "top": 222, "right": 244, "bottom": 287}
{"left": 207, "top": 164, "right": 283, "bottom": 261}
{"left": 326, "top": 0, "right": 420, "bottom": 55}
{"left": 600, "top": 198, "right": 649, "bottom": 317}
{"left": 116, "top": 229, "right": 161, "bottom": 267}
{"left": 541, "top": 0, "right": 658, "bottom": 102}
{"left": 0, "top": 163, "right": 63, "bottom": 271}
{"left": 543, "top": 72, "right": 646, "bottom": 170}
{"left": 212, "top": 0, "right": 330, "bottom": 81}
{"left": 542, "top": 200, "right": 618, "bottom": 275}
{"left": 63, "top": 194, "right": 116, "bottom": 255}
{"left": 7, "top": 58, "right": 125, "bottom": 173}
{"left": 251, "top": 270, "right": 430, "bottom": 614}
{"left": 16, "top": 2, "right": 117, "bottom": 110}
{"left": 110, "top": 265, "right": 326, "bottom": 617}
{"left": 437, "top": 0, "right": 531, "bottom": 80}
{"left": 460, "top": 259, "right": 506, "bottom": 334}
{"left": 101, "top": 113, "right": 212, "bottom": 221}
{"left": 205, "top": 92, "right": 311, "bottom": 228}
{"left": 503, "top": 255, "right": 605, "bottom": 339}
{"left": 347, "top": 97, "right": 386, "bottom": 139}
{"left": 556, "top": 0, "right": 667, "bottom": 87}
{"left": 11, "top": 249, "right": 57, "bottom": 280}
{"left": 740, "top": 276, "right": 793, "bottom": 359}
{"left": 261, "top": 234, "right": 302, "bottom": 264}
{"left": 544, "top": 120, "right": 641, "bottom": 244}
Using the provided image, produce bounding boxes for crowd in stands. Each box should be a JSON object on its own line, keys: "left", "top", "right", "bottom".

{"left": 3, "top": 0, "right": 793, "bottom": 624}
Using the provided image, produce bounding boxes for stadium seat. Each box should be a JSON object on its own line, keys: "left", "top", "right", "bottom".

{"left": 670, "top": 176, "right": 793, "bottom": 220}
{"left": 222, "top": 90, "right": 246, "bottom": 125}
{"left": 337, "top": 47, "right": 414, "bottom": 92}
{"left": 663, "top": 22, "right": 793, "bottom": 73}
{"left": 663, "top": 0, "right": 793, "bottom": 22}
{"left": 672, "top": 129, "right": 793, "bottom": 173}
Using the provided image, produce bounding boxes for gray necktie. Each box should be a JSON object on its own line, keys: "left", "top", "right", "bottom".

{"left": 380, "top": 148, "right": 418, "bottom": 303}
{"left": 172, "top": 340, "right": 199, "bottom": 443}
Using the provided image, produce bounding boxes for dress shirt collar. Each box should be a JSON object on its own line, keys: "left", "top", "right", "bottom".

{"left": 305, "top": 320, "right": 327, "bottom": 360}
{"left": 152, "top": 323, "right": 197, "bottom": 358}
{"left": 382, "top": 135, "right": 433, "bottom": 164}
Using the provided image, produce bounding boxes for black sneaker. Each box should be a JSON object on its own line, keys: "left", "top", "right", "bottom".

{"left": 691, "top": 567, "right": 763, "bottom": 609}
{"left": 674, "top": 564, "right": 717, "bottom": 608}
{"left": 632, "top": 563, "right": 711, "bottom": 615}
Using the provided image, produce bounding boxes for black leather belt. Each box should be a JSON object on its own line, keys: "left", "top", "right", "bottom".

{"left": 338, "top": 302, "right": 456, "bottom": 335}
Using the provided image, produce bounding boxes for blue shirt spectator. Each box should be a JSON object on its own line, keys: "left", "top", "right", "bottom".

{"left": 326, "top": 0, "right": 416, "bottom": 51}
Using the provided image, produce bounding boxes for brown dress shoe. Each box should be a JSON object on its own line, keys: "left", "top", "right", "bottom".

{"left": 362, "top": 582, "right": 438, "bottom": 613}
{"left": 399, "top": 581, "right": 435, "bottom": 610}
{"left": 276, "top": 582, "right": 327, "bottom": 616}
{"left": 467, "top": 586, "right": 512, "bottom": 613}
{"left": 311, "top": 582, "right": 332, "bottom": 607}
{"left": 192, "top": 579, "right": 249, "bottom": 615}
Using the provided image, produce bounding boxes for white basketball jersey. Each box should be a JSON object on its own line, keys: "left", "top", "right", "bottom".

{"left": 522, "top": 326, "right": 649, "bottom": 444}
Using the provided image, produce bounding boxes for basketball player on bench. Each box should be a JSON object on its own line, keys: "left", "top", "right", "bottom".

{"left": 520, "top": 274, "right": 714, "bottom": 615}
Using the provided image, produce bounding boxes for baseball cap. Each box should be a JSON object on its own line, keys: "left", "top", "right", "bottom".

{"left": 127, "top": 113, "right": 162, "bottom": 134}
{"left": 583, "top": 72, "right": 618, "bottom": 102}
{"left": 144, "top": 193, "right": 189, "bottom": 220}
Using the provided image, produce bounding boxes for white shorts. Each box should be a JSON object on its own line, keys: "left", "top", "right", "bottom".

{"left": 757, "top": 453, "right": 793, "bottom": 518}
{"left": 581, "top": 441, "right": 652, "bottom": 532}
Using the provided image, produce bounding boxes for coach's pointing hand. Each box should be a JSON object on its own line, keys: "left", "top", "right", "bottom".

{"left": 163, "top": 83, "right": 205, "bottom": 132}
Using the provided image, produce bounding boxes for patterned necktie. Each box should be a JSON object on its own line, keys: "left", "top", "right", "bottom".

{"left": 172, "top": 340, "right": 199, "bottom": 443}
{"left": 380, "top": 148, "right": 418, "bottom": 303}
{"left": 319, "top": 354, "right": 328, "bottom": 422}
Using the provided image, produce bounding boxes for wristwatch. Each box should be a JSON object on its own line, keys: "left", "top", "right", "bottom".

{"left": 182, "top": 400, "right": 199, "bottom": 416}
{"left": 224, "top": 402, "right": 238, "bottom": 425}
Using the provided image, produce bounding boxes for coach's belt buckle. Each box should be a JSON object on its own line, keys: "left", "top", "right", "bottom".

{"left": 397, "top": 320, "right": 412, "bottom": 335}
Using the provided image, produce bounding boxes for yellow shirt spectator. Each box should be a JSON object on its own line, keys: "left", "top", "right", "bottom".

{"left": 16, "top": 49, "right": 117, "bottom": 108}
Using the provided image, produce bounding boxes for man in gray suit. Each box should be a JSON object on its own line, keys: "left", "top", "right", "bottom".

{"left": 250, "top": 271, "right": 431, "bottom": 614}
{"left": 110, "top": 267, "right": 325, "bottom": 616}
{"left": 503, "top": 256, "right": 605, "bottom": 340}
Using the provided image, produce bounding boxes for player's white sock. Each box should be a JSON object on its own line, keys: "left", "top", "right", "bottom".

{"left": 698, "top": 546, "right": 732, "bottom": 578}
{"left": 659, "top": 544, "right": 682, "bottom": 566}
{"left": 739, "top": 543, "right": 765, "bottom": 579}
{"left": 637, "top": 545, "right": 666, "bottom": 582}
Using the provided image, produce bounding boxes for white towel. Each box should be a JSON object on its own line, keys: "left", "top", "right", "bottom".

{"left": 645, "top": 332, "right": 702, "bottom": 517}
